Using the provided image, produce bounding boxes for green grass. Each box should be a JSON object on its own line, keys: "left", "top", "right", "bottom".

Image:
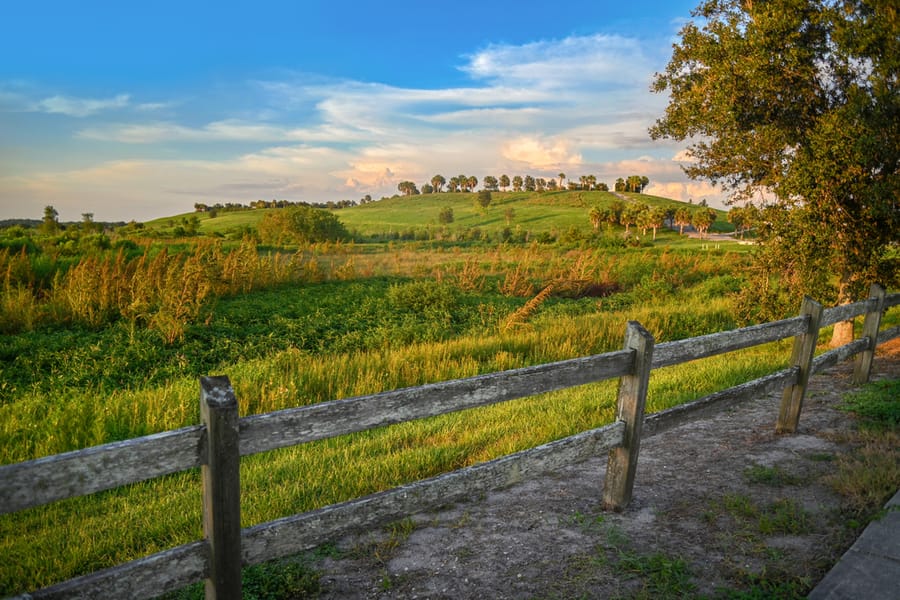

{"left": 826, "top": 378, "right": 900, "bottom": 515}
{"left": 0, "top": 234, "right": 894, "bottom": 596}
{"left": 0, "top": 303, "right": 797, "bottom": 595}
{"left": 614, "top": 550, "right": 697, "bottom": 598}
{"left": 744, "top": 464, "right": 805, "bottom": 486}
{"left": 140, "top": 190, "right": 737, "bottom": 243}
{"left": 838, "top": 378, "right": 900, "bottom": 432}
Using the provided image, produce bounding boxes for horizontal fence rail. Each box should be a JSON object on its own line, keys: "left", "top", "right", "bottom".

{"left": 0, "top": 426, "right": 204, "bottom": 515}
{"left": 651, "top": 316, "right": 807, "bottom": 369}
{"left": 239, "top": 349, "right": 634, "bottom": 457}
{"left": 643, "top": 367, "right": 800, "bottom": 437}
{"left": 3, "top": 286, "right": 897, "bottom": 600}
{"left": 242, "top": 420, "right": 627, "bottom": 566}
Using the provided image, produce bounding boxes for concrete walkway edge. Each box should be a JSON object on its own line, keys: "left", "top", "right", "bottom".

{"left": 808, "top": 488, "right": 900, "bottom": 599}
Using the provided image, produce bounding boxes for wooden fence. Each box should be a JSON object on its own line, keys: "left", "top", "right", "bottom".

{"left": 2, "top": 285, "right": 898, "bottom": 599}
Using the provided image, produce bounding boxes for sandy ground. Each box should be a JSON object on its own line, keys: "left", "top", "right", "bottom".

{"left": 303, "top": 341, "right": 899, "bottom": 599}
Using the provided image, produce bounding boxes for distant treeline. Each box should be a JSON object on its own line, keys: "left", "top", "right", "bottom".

{"left": 0, "top": 218, "right": 127, "bottom": 230}
{"left": 194, "top": 199, "right": 358, "bottom": 213}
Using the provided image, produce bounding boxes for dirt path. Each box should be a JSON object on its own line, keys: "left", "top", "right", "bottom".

{"left": 303, "top": 342, "right": 899, "bottom": 599}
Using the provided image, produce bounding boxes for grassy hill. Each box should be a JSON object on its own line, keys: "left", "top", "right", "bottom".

{"left": 143, "top": 190, "right": 733, "bottom": 240}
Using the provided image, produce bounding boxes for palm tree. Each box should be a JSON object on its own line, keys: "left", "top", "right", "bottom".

{"left": 648, "top": 207, "right": 666, "bottom": 239}
{"left": 589, "top": 206, "right": 604, "bottom": 230}
{"left": 467, "top": 175, "right": 478, "bottom": 192}
{"left": 499, "top": 174, "right": 510, "bottom": 191}
{"left": 692, "top": 208, "right": 717, "bottom": 239}
{"left": 609, "top": 200, "right": 625, "bottom": 224}
{"left": 558, "top": 173, "right": 566, "bottom": 189}
{"left": 431, "top": 174, "right": 446, "bottom": 193}
{"left": 674, "top": 208, "right": 692, "bottom": 235}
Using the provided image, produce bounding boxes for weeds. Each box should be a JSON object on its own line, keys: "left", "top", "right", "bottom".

{"left": 827, "top": 378, "right": 900, "bottom": 516}
{"left": 837, "top": 378, "right": 900, "bottom": 432}
{"left": 714, "top": 494, "right": 813, "bottom": 536}
{"left": 503, "top": 283, "right": 555, "bottom": 331}
{"left": 614, "top": 550, "right": 696, "bottom": 598}
{"left": 744, "top": 464, "right": 803, "bottom": 486}
{"left": 160, "top": 555, "right": 322, "bottom": 600}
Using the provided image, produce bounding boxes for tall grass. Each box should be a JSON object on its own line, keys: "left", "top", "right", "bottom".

{"left": 2, "top": 238, "right": 892, "bottom": 596}
{"left": 1, "top": 291, "right": 798, "bottom": 595}
{"left": 4, "top": 317, "right": 891, "bottom": 595}
{"left": 1, "top": 240, "right": 318, "bottom": 340}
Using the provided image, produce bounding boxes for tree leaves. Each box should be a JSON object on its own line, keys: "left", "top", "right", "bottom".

{"left": 652, "top": 0, "right": 900, "bottom": 314}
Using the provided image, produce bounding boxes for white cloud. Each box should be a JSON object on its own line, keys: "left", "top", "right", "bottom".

{"left": 76, "top": 120, "right": 308, "bottom": 143}
{"left": 462, "top": 34, "right": 655, "bottom": 90}
{"left": 646, "top": 181, "right": 727, "bottom": 208}
{"left": 35, "top": 93, "right": 130, "bottom": 117}
{"left": 672, "top": 148, "right": 695, "bottom": 162}
{"left": 501, "top": 136, "right": 583, "bottom": 170}
{"left": 1, "top": 29, "right": 729, "bottom": 220}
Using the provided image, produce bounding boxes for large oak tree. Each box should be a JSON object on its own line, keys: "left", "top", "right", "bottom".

{"left": 650, "top": 0, "right": 899, "bottom": 341}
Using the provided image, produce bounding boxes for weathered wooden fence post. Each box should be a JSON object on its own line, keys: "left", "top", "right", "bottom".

{"left": 603, "top": 321, "right": 654, "bottom": 511}
{"left": 200, "top": 376, "right": 242, "bottom": 600}
{"left": 853, "top": 283, "right": 886, "bottom": 385}
{"left": 776, "top": 297, "right": 824, "bottom": 434}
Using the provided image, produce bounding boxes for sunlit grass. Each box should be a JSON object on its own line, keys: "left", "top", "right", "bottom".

{"left": 1, "top": 238, "right": 895, "bottom": 596}
{"left": 1, "top": 290, "right": 804, "bottom": 595}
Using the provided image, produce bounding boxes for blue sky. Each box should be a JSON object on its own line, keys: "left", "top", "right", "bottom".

{"left": 0, "top": 0, "right": 722, "bottom": 222}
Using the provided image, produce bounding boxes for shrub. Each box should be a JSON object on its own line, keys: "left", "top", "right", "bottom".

{"left": 438, "top": 207, "right": 454, "bottom": 224}
{"left": 257, "top": 206, "right": 350, "bottom": 245}
{"left": 387, "top": 280, "right": 460, "bottom": 321}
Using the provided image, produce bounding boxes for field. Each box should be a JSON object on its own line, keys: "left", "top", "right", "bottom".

{"left": 0, "top": 191, "right": 892, "bottom": 597}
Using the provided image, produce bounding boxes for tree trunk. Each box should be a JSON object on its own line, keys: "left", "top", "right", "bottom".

{"left": 829, "top": 272, "right": 855, "bottom": 348}
{"left": 830, "top": 319, "right": 854, "bottom": 348}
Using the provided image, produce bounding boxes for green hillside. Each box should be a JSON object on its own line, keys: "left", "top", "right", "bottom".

{"left": 144, "top": 190, "right": 733, "bottom": 239}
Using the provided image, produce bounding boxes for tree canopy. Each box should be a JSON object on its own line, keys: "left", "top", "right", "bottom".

{"left": 650, "top": 0, "right": 900, "bottom": 325}
{"left": 257, "top": 205, "right": 349, "bottom": 245}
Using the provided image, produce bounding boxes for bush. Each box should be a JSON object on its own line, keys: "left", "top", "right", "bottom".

{"left": 438, "top": 207, "right": 454, "bottom": 224}
{"left": 387, "top": 280, "right": 460, "bottom": 320}
{"left": 257, "top": 206, "right": 350, "bottom": 245}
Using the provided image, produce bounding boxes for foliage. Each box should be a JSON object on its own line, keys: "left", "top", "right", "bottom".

{"left": 257, "top": 205, "right": 350, "bottom": 245}
{"left": 0, "top": 240, "right": 310, "bottom": 340}
{"left": 476, "top": 189, "right": 492, "bottom": 211}
{"left": 438, "top": 206, "right": 454, "bottom": 224}
{"left": 651, "top": 0, "right": 900, "bottom": 317}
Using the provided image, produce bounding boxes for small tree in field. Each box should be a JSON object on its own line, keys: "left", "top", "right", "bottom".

{"left": 40, "top": 205, "right": 60, "bottom": 235}
{"left": 648, "top": 207, "right": 666, "bottom": 240}
{"left": 257, "top": 206, "right": 349, "bottom": 245}
{"left": 476, "top": 190, "right": 492, "bottom": 212}
{"left": 438, "top": 207, "right": 454, "bottom": 224}
{"left": 589, "top": 207, "right": 604, "bottom": 231}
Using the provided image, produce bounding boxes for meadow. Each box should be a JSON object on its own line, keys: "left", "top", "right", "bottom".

{"left": 1, "top": 191, "right": 890, "bottom": 596}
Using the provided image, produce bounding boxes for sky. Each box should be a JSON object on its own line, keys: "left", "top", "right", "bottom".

{"left": 0, "top": 0, "right": 725, "bottom": 223}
